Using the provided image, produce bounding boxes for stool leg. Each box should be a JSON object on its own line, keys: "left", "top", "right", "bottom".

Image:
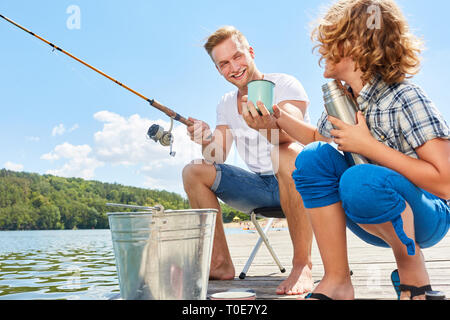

{"left": 239, "top": 213, "right": 286, "bottom": 279}
{"left": 251, "top": 213, "right": 285, "bottom": 273}
{"left": 239, "top": 227, "right": 265, "bottom": 279}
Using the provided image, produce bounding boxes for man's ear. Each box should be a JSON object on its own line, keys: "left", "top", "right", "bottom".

{"left": 249, "top": 46, "right": 255, "bottom": 59}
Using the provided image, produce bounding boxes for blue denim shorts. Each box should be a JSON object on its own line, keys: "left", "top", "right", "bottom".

{"left": 211, "top": 164, "right": 280, "bottom": 214}
{"left": 293, "top": 142, "right": 450, "bottom": 255}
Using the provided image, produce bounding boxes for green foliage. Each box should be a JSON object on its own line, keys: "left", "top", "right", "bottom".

{"left": 220, "top": 202, "right": 249, "bottom": 223}
{"left": 0, "top": 169, "right": 247, "bottom": 230}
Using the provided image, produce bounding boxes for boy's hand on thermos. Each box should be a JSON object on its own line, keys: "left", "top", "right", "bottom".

{"left": 329, "top": 111, "right": 377, "bottom": 154}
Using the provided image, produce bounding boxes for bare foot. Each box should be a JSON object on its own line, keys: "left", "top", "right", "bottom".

{"left": 397, "top": 249, "right": 430, "bottom": 300}
{"left": 276, "top": 264, "right": 313, "bottom": 295}
{"left": 209, "top": 260, "right": 235, "bottom": 280}
{"left": 300, "top": 274, "right": 354, "bottom": 300}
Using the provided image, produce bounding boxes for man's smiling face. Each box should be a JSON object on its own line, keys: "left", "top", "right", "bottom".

{"left": 211, "top": 35, "right": 256, "bottom": 89}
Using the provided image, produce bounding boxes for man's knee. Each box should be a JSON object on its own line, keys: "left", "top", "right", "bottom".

{"left": 272, "top": 142, "right": 303, "bottom": 178}
{"left": 182, "top": 160, "right": 217, "bottom": 190}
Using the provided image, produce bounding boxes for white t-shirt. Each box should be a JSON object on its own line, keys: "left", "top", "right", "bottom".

{"left": 216, "top": 73, "right": 310, "bottom": 174}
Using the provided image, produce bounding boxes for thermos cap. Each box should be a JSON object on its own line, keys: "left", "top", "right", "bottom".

{"left": 322, "top": 80, "right": 341, "bottom": 93}
{"left": 322, "top": 80, "right": 349, "bottom": 102}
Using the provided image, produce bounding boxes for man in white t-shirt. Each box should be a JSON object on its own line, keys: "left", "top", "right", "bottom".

{"left": 182, "top": 26, "right": 313, "bottom": 295}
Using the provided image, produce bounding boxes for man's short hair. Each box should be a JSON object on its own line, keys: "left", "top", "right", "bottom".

{"left": 204, "top": 26, "right": 250, "bottom": 60}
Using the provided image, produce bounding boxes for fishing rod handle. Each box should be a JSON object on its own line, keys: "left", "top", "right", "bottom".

{"left": 150, "top": 99, "right": 193, "bottom": 127}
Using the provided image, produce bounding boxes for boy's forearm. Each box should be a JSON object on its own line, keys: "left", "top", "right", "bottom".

{"left": 262, "top": 128, "right": 296, "bottom": 145}
{"left": 277, "top": 112, "right": 330, "bottom": 145}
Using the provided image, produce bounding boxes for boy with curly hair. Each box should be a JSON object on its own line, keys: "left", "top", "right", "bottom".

{"left": 273, "top": 0, "right": 450, "bottom": 300}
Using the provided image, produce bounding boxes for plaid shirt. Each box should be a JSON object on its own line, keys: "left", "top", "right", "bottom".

{"left": 318, "top": 75, "right": 450, "bottom": 203}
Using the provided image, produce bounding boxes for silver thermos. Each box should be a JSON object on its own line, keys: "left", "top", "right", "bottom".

{"left": 322, "top": 80, "right": 369, "bottom": 166}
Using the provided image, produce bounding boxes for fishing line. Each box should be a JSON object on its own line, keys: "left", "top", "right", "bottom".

{"left": 0, "top": 14, "right": 194, "bottom": 156}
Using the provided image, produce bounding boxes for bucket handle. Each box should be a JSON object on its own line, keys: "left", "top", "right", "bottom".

{"left": 106, "top": 203, "right": 165, "bottom": 214}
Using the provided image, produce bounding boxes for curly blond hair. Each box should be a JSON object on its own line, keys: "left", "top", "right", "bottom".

{"left": 312, "top": 0, "right": 424, "bottom": 84}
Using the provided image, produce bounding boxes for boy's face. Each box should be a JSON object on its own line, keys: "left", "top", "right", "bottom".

{"left": 211, "top": 36, "right": 256, "bottom": 89}
{"left": 320, "top": 46, "right": 356, "bottom": 80}
{"left": 323, "top": 56, "right": 356, "bottom": 81}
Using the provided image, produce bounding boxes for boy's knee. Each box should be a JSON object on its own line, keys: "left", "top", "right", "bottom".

{"left": 339, "top": 164, "right": 403, "bottom": 220}
{"left": 292, "top": 142, "right": 346, "bottom": 209}
{"left": 339, "top": 165, "right": 368, "bottom": 203}
{"left": 294, "top": 141, "right": 335, "bottom": 171}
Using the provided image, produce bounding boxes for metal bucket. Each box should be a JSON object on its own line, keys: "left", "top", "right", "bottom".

{"left": 107, "top": 205, "right": 217, "bottom": 300}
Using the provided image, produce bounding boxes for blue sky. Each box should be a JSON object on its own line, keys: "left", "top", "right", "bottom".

{"left": 1, "top": 0, "right": 449, "bottom": 196}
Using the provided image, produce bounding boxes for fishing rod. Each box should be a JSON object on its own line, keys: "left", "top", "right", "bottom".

{"left": 0, "top": 14, "right": 194, "bottom": 156}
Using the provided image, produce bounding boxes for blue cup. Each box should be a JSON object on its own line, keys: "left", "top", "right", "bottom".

{"left": 247, "top": 80, "right": 275, "bottom": 114}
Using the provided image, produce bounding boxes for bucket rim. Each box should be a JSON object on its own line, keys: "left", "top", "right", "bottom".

{"left": 107, "top": 208, "right": 218, "bottom": 217}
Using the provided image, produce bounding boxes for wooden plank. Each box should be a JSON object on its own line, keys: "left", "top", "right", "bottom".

{"left": 207, "top": 225, "right": 450, "bottom": 300}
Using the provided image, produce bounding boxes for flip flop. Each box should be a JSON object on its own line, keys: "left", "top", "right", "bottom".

{"left": 399, "top": 284, "right": 433, "bottom": 300}
{"left": 390, "top": 269, "right": 433, "bottom": 300}
{"left": 391, "top": 269, "right": 401, "bottom": 300}
{"left": 302, "top": 271, "right": 354, "bottom": 300}
{"left": 304, "top": 293, "right": 333, "bottom": 300}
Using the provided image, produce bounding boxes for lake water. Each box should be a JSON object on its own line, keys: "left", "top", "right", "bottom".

{"left": 0, "top": 228, "right": 262, "bottom": 300}
{"left": 0, "top": 230, "right": 119, "bottom": 300}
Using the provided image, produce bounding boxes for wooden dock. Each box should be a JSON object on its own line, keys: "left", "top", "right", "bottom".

{"left": 208, "top": 226, "right": 450, "bottom": 300}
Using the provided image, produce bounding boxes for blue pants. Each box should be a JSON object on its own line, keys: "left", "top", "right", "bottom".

{"left": 211, "top": 163, "right": 280, "bottom": 214}
{"left": 293, "top": 142, "right": 450, "bottom": 255}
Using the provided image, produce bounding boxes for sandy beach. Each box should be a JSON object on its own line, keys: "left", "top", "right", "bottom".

{"left": 224, "top": 218, "right": 288, "bottom": 230}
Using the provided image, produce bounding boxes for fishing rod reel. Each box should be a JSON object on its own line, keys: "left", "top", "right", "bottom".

{"left": 147, "top": 117, "right": 176, "bottom": 157}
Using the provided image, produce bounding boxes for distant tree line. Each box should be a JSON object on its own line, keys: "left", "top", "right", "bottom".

{"left": 0, "top": 169, "right": 247, "bottom": 231}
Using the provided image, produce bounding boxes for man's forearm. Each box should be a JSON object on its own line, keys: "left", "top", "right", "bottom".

{"left": 201, "top": 138, "right": 228, "bottom": 164}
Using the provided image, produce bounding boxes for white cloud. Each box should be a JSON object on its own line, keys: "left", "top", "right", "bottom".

{"left": 41, "top": 142, "right": 92, "bottom": 161}
{"left": 40, "top": 152, "right": 59, "bottom": 161}
{"left": 26, "top": 136, "right": 40, "bottom": 142}
{"left": 51, "top": 123, "right": 79, "bottom": 137}
{"left": 92, "top": 111, "right": 203, "bottom": 193}
{"left": 41, "top": 142, "right": 104, "bottom": 180}
{"left": 41, "top": 111, "right": 204, "bottom": 192}
{"left": 68, "top": 124, "right": 79, "bottom": 133}
{"left": 52, "top": 124, "right": 66, "bottom": 136}
{"left": 4, "top": 161, "right": 24, "bottom": 172}
{"left": 142, "top": 176, "right": 177, "bottom": 192}
{"left": 93, "top": 111, "right": 201, "bottom": 167}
